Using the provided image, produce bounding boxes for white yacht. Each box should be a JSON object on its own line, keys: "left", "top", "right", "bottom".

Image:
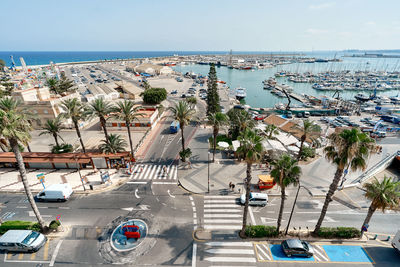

{"left": 235, "top": 87, "right": 246, "bottom": 100}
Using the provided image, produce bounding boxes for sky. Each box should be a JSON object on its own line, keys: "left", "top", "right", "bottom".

{"left": 1, "top": 0, "right": 400, "bottom": 51}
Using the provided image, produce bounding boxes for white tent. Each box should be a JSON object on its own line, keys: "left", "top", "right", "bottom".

{"left": 275, "top": 131, "right": 298, "bottom": 146}
{"left": 287, "top": 146, "right": 300, "bottom": 152}
{"left": 295, "top": 141, "right": 309, "bottom": 148}
{"left": 262, "top": 140, "right": 287, "bottom": 152}
{"left": 232, "top": 140, "right": 240, "bottom": 152}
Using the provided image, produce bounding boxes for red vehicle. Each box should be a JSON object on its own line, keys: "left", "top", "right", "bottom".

{"left": 254, "top": 115, "right": 266, "bottom": 121}
{"left": 122, "top": 225, "right": 141, "bottom": 239}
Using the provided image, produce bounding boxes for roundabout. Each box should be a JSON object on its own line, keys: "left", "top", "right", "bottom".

{"left": 110, "top": 219, "right": 148, "bottom": 252}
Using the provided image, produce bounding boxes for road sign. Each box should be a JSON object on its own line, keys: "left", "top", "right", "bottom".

{"left": 56, "top": 214, "right": 61, "bottom": 221}
{"left": 37, "top": 173, "right": 45, "bottom": 180}
{"left": 362, "top": 223, "right": 369, "bottom": 232}
{"left": 100, "top": 171, "right": 110, "bottom": 183}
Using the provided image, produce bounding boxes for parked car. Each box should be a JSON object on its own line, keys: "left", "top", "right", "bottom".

{"left": 303, "top": 111, "right": 310, "bottom": 118}
{"left": 296, "top": 112, "right": 303, "bottom": 118}
{"left": 254, "top": 115, "right": 266, "bottom": 121}
{"left": 286, "top": 111, "right": 293, "bottom": 119}
{"left": 181, "top": 94, "right": 186, "bottom": 98}
{"left": 0, "top": 230, "right": 47, "bottom": 252}
{"left": 281, "top": 239, "right": 314, "bottom": 258}
{"left": 171, "top": 90, "right": 177, "bottom": 94}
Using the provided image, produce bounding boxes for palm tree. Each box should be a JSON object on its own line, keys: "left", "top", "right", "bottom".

{"left": 59, "top": 98, "right": 88, "bottom": 153}
{"left": 46, "top": 78, "right": 59, "bottom": 94}
{"left": 237, "top": 128, "right": 264, "bottom": 237}
{"left": 361, "top": 176, "right": 400, "bottom": 236}
{"left": 270, "top": 154, "right": 301, "bottom": 233}
{"left": 99, "top": 134, "right": 127, "bottom": 154}
{"left": 86, "top": 98, "right": 114, "bottom": 141}
{"left": 265, "top": 124, "right": 279, "bottom": 139}
{"left": 313, "top": 128, "right": 376, "bottom": 234}
{"left": 112, "top": 100, "right": 144, "bottom": 155}
{"left": 290, "top": 119, "right": 321, "bottom": 160}
{"left": 39, "top": 116, "right": 64, "bottom": 147}
{"left": 168, "top": 101, "right": 196, "bottom": 161}
{"left": 0, "top": 98, "right": 46, "bottom": 230}
{"left": 227, "top": 108, "right": 255, "bottom": 139}
{"left": 208, "top": 112, "right": 228, "bottom": 162}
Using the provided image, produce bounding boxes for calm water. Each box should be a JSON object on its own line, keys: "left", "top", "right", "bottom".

{"left": 173, "top": 52, "right": 400, "bottom": 108}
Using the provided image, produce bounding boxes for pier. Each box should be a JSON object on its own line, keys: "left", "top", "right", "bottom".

{"left": 274, "top": 84, "right": 307, "bottom": 103}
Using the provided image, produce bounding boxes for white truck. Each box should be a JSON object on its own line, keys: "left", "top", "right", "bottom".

{"left": 392, "top": 230, "right": 400, "bottom": 253}
{"left": 36, "top": 184, "right": 73, "bottom": 202}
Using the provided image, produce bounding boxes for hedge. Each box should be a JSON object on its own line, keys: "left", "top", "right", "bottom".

{"left": 49, "top": 220, "right": 61, "bottom": 230}
{"left": 316, "top": 227, "right": 361, "bottom": 239}
{"left": 0, "top": 221, "right": 41, "bottom": 234}
{"left": 245, "top": 225, "right": 279, "bottom": 238}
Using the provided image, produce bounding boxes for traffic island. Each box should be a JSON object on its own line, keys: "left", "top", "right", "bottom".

{"left": 98, "top": 211, "right": 160, "bottom": 264}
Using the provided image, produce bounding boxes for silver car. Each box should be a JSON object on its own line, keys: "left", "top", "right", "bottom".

{"left": 0, "top": 230, "right": 47, "bottom": 252}
{"left": 281, "top": 239, "right": 314, "bottom": 258}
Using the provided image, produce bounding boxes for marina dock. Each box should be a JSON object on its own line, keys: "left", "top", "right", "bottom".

{"left": 273, "top": 84, "right": 307, "bottom": 103}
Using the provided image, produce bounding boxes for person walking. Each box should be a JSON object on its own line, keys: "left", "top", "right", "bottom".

{"left": 229, "top": 182, "right": 233, "bottom": 191}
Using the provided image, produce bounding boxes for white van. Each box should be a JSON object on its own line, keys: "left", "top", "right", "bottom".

{"left": 392, "top": 230, "right": 400, "bottom": 253}
{"left": 0, "top": 230, "right": 47, "bottom": 252}
{"left": 36, "top": 184, "right": 73, "bottom": 202}
{"left": 240, "top": 192, "right": 268, "bottom": 206}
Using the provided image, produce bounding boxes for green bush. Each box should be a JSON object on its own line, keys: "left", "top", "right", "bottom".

{"left": 179, "top": 148, "right": 192, "bottom": 162}
{"left": 0, "top": 221, "right": 41, "bottom": 234}
{"left": 142, "top": 88, "right": 167, "bottom": 104}
{"left": 49, "top": 220, "right": 61, "bottom": 230}
{"left": 245, "top": 225, "right": 278, "bottom": 238}
{"left": 316, "top": 227, "right": 361, "bottom": 239}
{"left": 300, "top": 146, "right": 316, "bottom": 160}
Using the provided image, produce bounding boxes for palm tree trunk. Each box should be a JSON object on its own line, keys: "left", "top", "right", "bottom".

{"left": 277, "top": 186, "right": 286, "bottom": 234}
{"left": 313, "top": 168, "right": 343, "bottom": 234}
{"left": 100, "top": 117, "right": 109, "bottom": 141}
{"left": 212, "top": 126, "right": 218, "bottom": 162}
{"left": 361, "top": 204, "right": 376, "bottom": 236}
{"left": 297, "top": 136, "right": 305, "bottom": 160}
{"left": 181, "top": 124, "right": 185, "bottom": 152}
{"left": 126, "top": 122, "right": 134, "bottom": 156}
{"left": 10, "top": 138, "right": 46, "bottom": 231}
{"left": 240, "top": 162, "right": 252, "bottom": 237}
{"left": 26, "top": 143, "right": 31, "bottom": 152}
{"left": 53, "top": 133, "right": 60, "bottom": 147}
{"left": 73, "top": 120, "right": 86, "bottom": 153}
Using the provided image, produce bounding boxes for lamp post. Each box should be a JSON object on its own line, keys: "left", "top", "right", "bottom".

{"left": 207, "top": 152, "right": 210, "bottom": 193}
{"left": 74, "top": 155, "right": 86, "bottom": 191}
{"left": 285, "top": 183, "right": 308, "bottom": 235}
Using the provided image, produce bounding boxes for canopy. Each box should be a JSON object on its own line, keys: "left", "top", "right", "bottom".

{"left": 295, "top": 141, "right": 309, "bottom": 148}
{"left": 262, "top": 139, "right": 287, "bottom": 152}
{"left": 287, "top": 146, "right": 300, "bottom": 152}
{"left": 275, "top": 131, "right": 298, "bottom": 146}
{"left": 232, "top": 140, "right": 240, "bottom": 151}
{"left": 218, "top": 141, "right": 229, "bottom": 148}
{"left": 258, "top": 174, "right": 273, "bottom": 183}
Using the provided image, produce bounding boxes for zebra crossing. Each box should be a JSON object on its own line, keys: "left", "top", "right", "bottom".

{"left": 203, "top": 195, "right": 242, "bottom": 230}
{"left": 312, "top": 244, "right": 330, "bottom": 261}
{"left": 130, "top": 164, "right": 177, "bottom": 180}
{"left": 203, "top": 241, "right": 256, "bottom": 266}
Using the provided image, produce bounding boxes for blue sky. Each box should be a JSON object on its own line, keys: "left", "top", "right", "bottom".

{"left": 1, "top": 0, "right": 399, "bottom": 51}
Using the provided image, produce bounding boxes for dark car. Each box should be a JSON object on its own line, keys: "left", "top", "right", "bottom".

{"left": 171, "top": 90, "right": 177, "bottom": 94}
{"left": 296, "top": 112, "right": 303, "bottom": 118}
{"left": 281, "top": 239, "right": 314, "bottom": 258}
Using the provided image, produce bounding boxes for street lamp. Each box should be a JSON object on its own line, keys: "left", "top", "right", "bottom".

{"left": 207, "top": 152, "right": 210, "bottom": 193}
{"left": 285, "top": 183, "right": 309, "bottom": 235}
{"left": 74, "top": 155, "right": 86, "bottom": 191}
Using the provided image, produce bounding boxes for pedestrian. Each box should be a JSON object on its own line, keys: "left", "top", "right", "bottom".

{"left": 232, "top": 183, "right": 235, "bottom": 191}
{"left": 140, "top": 166, "right": 143, "bottom": 173}
{"left": 188, "top": 161, "right": 192, "bottom": 169}
{"left": 163, "top": 166, "right": 167, "bottom": 174}
{"left": 229, "top": 182, "right": 233, "bottom": 191}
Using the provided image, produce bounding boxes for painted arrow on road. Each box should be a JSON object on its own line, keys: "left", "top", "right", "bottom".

{"left": 260, "top": 217, "right": 282, "bottom": 224}
{"left": 121, "top": 205, "right": 150, "bottom": 211}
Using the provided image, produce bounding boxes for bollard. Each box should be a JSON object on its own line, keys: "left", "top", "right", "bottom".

{"left": 89, "top": 184, "right": 94, "bottom": 190}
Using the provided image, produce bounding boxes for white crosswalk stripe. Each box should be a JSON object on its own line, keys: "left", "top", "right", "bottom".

{"left": 313, "top": 245, "right": 329, "bottom": 261}
{"left": 203, "top": 195, "right": 242, "bottom": 230}
{"left": 204, "top": 241, "right": 256, "bottom": 265}
{"left": 130, "top": 164, "right": 177, "bottom": 180}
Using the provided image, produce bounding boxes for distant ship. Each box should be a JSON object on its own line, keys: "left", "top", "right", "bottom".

{"left": 235, "top": 87, "right": 246, "bottom": 100}
{"left": 354, "top": 93, "right": 370, "bottom": 102}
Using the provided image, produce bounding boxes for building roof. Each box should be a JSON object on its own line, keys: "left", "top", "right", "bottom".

{"left": 263, "top": 114, "right": 287, "bottom": 127}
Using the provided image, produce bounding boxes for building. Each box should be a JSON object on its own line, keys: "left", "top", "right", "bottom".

{"left": 11, "top": 86, "right": 83, "bottom": 129}
{"left": 106, "top": 106, "right": 160, "bottom": 131}
{"left": 126, "top": 63, "right": 173, "bottom": 76}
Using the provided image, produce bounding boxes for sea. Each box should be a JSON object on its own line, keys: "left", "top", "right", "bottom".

{"left": 1, "top": 51, "right": 400, "bottom": 108}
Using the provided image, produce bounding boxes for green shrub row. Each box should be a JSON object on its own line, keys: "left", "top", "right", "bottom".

{"left": 316, "top": 227, "right": 361, "bottom": 239}
{"left": 0, "top": 221, "right": 41, "bottom": 234}
{"left": 245, "top": 225, "right": 279, "bottom": 238}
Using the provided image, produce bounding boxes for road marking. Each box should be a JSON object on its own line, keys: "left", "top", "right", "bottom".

{"left": 204, "top": 199, "right": 236, "bottom": 203}
{"left": 167, "top": 189, "right": 175, "bottom": 198}
{"left": 137, "top": 165, "right": 149, "bottom": 180}
{"left": 16, "top": 206, "right": 27, "bottom": 208}
{"left": 28, "top": 211, "right": 51, "bottom": 217}
{"left": 260, "top": 217, "right": 281, "bottom": 224}
{"left": 206, "top": 248, "right": 254, "bottom": 254}
{"left": 204, "top": 219, "right": 242, "bottom": 224}
{"left": 206, "top": 244, "right": 253, "bottom": 247}
{"left": 204, "top": 213, "right": 241, "bottom": 218}
{"left": 127, "top": 181, "right": 147, "bottom": 184}
{"left": 6, "top": 253, "right": 11, "bottom": 260}
{"left": 307, "top": 216, "right": 337, "bottom": 223}
{"left": 204, "top": 225, "right": 242, "bottom": 230}
{"left": 255, "top": 243, "right": 271, "bottom": 261}
{"left": 192, "top": 243, "right": 197, "bottom": 267}
{"left": 204, "top": 195, "right": 237, "bottom": 199}
{"left": 205, "top": 257, "right": 256, "bottom": 263}
{"left": 204, "top": 209, "right": 241, "bottom": 213}
{"left": 148, "top": 165, "right": 158, "bottom": 179}
{"left": 43, "top": 239, "right": 50, "bottom": 260}
{"left": 30, "top": 252, "right": 36, "bottom": 260}
{"left": 249, "top": 206, "right": 256, "bottom": 225}
{"left": 58, "top": 207, "right": 70, "bottom": 209}
{"left": 134, "top": 188, "right": 140, "bottom": 199}
{"left": 153, "top": 182, "right": 176, "bottom": 185}
{"left": 313, "top": 245, "right": 329, "bottom": 261}
{"left": 204, "top": 204, "right": 239, "bottom": 208}
{"left": 49, "top": 239, "right": 63, "bottom": 266}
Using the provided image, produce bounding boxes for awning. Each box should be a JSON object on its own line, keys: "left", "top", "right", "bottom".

{"left": 258, "top": 174, "right": 273, "bottom": 183}
{"left": 262, "top": 140, "right": 287, "bottom": 152}
{"left": 275, "top": 131, "right": 298, "bottom": 146}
